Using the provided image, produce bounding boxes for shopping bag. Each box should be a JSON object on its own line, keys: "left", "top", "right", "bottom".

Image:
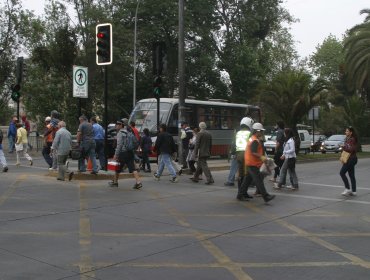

{"left": 340, "top": 151, "right": 350, "bottom": 164}
{"left": 15, "top": 143, "right": 23, "bottom": 152}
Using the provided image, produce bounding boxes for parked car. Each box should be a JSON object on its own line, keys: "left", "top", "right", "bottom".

{"left": 264, "top": 135, "right": 277, "bottom": 155}
{"left": 310, "top": 134, "right": 327, "bottom": 152}
{"left": 320, "top": 134, "right": 346, "bottom": 153}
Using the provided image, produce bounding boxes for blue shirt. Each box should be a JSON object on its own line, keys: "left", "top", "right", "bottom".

{"left": 8, "top": 122, "right": 17, "bottom": 137}
{"left": 92, "top": 123, "right": 105, "bottom": 140}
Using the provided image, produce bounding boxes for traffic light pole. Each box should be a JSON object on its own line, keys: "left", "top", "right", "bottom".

{"left": 104, "top": 65, "right": 108, "bottom": 171}
{"left": 17, "top": 101, "right": 20, "bottom": 120}
{"left": 178, "top": 0, "right": 185, "bottom": 166}
{"left": 157, "top": 97, "right": 160, "bottom": 134}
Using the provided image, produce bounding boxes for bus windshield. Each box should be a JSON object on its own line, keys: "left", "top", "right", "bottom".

{"left": 129, "top": 101, "right": 172, "bottom": 132}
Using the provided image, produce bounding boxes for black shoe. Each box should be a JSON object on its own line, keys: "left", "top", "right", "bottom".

{"left": 68, "top": 172, "right": 74, "bottom": 181}
{"left": 224, "top": 182, "right": 234, "bottom": 186}
{"left": 190, "top": 177, "right": 199, "bottom": 183}
{"left": 236, "top": 195, "right": 249, "bottom": 201}
{"left": 90, "top": 171, "right": 98, "bottom": 175}
{"left": 108, "top": 181, "right": 118, "bottom": 187}
{"left": 205, "top": 180, "right": 214, "bottom": 185}
{"left": 3, "top": 166, "right": 8, "bottom": 172}
{"left": 264, "top": 194, "right": 276, "bottom": 203}
{"left": 244, "top": 193, "right": 253, "bottom": 199}
{"left": 178, "top": 168, "right": 183, "bottom": 176}
{"left": 133, "top": 182, "right": 143, "bottom": 189}
{"left": 57, "top": 178, "right": 65, "bottom": 181}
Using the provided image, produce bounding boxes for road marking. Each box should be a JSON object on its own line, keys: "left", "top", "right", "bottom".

{"left": 0, "top": 175, "right": 26, "bottom": 206}
{"left": 269, "top": 192, "right": 370, "bottom": 205}
{"left": 91, "top": 260, "right": 354, "bottom": 269}
{"left": 245, "top": 203, "right": 370, "bottom": 269}
{"left": 149, "top": 191, "right": 254, "bottom": 280}
{"left": 300, "top": 182, "right": 370, "bottom": 190}
{"left": 78, "top": 182, "right": 95, "bottom": 279}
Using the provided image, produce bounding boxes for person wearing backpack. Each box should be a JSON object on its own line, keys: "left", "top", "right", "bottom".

{"left": 153, "top": 123, "right": 178, "bottom": 183}
{"left": 108, "top": 120, "right": 142, "bottom": 189}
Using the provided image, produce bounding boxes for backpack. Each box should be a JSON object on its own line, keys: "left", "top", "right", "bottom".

{"left": 123, "top": 130, "right": 139, "bottom": 151}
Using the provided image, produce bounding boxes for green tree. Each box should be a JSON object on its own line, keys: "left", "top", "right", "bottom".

{"left": 258, "top": 70, "right": 328, "bottom": 148}
{"left": 309, "top": 34, "right": 344, "bottom": 83}
{"left": 343, "top": 9, "right": 370, "bottom": 105}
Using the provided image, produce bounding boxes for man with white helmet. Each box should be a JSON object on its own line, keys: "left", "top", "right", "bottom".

{"left": 232, "top": 117, "right": 254, "bottom": 201}
{"left": 243, "top": 122, "right": 276, "bottom": 203}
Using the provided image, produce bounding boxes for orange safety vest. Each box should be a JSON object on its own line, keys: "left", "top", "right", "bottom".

{"left": 244, "top": 134, "right": 264, "bottom": 168}
{"left": 46, "top": 124, "right": 54, "bottom": 143}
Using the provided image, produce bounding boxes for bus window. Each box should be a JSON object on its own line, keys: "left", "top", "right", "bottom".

{"left": 167, "top": 104, "right": 195, "bottom": 134}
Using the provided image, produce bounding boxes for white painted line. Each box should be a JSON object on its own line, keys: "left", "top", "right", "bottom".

{"left": 300, "top": 182, "right": 370, "bottom": 190}
{"left": 272, "top": 192, "right": 370, "bottom": 205}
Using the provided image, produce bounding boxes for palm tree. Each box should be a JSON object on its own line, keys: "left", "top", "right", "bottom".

{"left": 258, "top": 70, "right": 328, "bottom": 150}
{"left": 343, "top": 9, "right": 370, "bottom": 103}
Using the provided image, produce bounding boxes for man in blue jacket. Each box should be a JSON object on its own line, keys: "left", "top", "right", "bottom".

{"left": 7, "top": 116, "right": 18, "bottom": 153}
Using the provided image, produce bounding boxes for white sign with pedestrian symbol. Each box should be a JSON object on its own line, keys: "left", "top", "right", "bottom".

{"left": 73, "top": 66, "right": 88, "bottom": 98}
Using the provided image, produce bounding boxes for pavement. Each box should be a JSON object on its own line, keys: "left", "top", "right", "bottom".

{"left": 1, "top": 157, "right": 370, "bottom": 280}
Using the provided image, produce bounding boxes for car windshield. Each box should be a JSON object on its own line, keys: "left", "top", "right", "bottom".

{"left": 268, "top": 135, "right": 277, "bottom": 141}
{"left": 129, "top": 101, "right": 172, "bottom": 133}
{"left": 327, "top": 135, "right": 345, "bottom": 141}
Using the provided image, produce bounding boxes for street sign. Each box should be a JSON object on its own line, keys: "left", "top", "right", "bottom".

{"left": 73, "top": 66, "right": 88, "bottom": 98}
{"left": 308, "top": 107, "right": 319, "bottom": 120}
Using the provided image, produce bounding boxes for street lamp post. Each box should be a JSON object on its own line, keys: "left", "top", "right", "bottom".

{"left": 133, "top": 0, "right": 140, "bottom": 109}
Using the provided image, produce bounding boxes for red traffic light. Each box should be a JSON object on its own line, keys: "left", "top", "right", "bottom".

{"left": 97, "top": 32, "right": 105, "bottom": 39}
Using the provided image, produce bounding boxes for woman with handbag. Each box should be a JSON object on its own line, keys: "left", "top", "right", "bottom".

{"left": 340, "top": 126, "right": 358, "bottom": 196}
{"left": 274, "top": 128, "right": 299, "bottom": 190}
{"left": 15, "top": 123, "right": 33, "bottom": 166}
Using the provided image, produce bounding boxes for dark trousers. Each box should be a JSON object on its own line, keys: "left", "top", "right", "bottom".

{"left": 243, "top": 166, "right": 269, "bottom": 200}
{"left": 188, "top": 160, "right": 196, "bottom": 173}
{"left": 340, "top": 156, "right": 357, "bottom": 192}
{"left": 142, "top": 150, "right": 151, "bottom": 171}
{"left": 182, "top": 147, "right": 189, "bottom": 168}
{"left": 273, "top": 151, "right": 284, "bottom": 179}
{"left": 42, "top": 142, "right": 53, "bottom": 168}
{"left": 194, "top": 157, "right": 213, "bottom": 182}
{"left": 95, "top": 139, "right": 106, "bottom": 170}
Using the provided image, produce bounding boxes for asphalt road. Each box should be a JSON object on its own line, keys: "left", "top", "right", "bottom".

{"left": 0, "top": 154, "right": 370, "bottom": 280}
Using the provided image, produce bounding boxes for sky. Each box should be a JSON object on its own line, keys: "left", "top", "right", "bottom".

{"left": 23, "top": 0, "right": 369, "bottom": 58}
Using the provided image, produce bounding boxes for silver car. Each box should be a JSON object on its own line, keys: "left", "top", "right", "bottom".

{"left": 320, "top": 135, "right": 346, "bottom": 153}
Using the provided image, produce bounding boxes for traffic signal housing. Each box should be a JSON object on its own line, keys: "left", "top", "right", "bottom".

{"left": 96, "top": 23, "right": 113, "bottom": 65}
{"left": 11, "top": 84, "right": 21, "bottom": 102}
{"left": 153, "top": 76, "right": 161, "bottom": 99}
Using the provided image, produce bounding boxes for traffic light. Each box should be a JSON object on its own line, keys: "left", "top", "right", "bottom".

{"left": 11, "top": 84, "right": 21, "bottom": 102}
{"left": 153, "top": 76, "right": 161, "bottom": 99}
{"left": 152, "top": 42, "right": 166, "bottom": 76}
{"left": 16, "top": 57, "right": 24, "bottom": 84}
{"left": 96, "top": 23, "right": 113, "bottom": 65}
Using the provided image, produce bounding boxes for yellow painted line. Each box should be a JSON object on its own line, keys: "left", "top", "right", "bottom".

{"left": 91, "top": 260, "right": 354, "bottom": 269}
{"left": 94, "top": 232, "right": 217, "bottom": 238}
{"left": 78, "top": 182, "right": 95, "bottom": 279}
{"left": 149, "top": 190, "right": 254, "bottom": 280}
{"left": 245, "top": 203, "right": 370, "bottom": 269}
{"left": 0, "top": 175, "right": 26, "bottom": 205}
{"left": 0, "top": 231, "right": 71, "bottom": 237}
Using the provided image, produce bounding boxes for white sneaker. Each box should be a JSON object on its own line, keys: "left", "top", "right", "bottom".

{"left": 341, "top": 189, "right": 351, "bottom": 196}
{"left": 352, "top": 192, "right": 356, "bottom": 196}
{"left": 273, "top": 183, "right": 281, "bottom": 189}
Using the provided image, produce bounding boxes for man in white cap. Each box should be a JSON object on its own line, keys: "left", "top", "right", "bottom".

{"left": 244, "top": 122, "right": 275, "bottom": 203}
{"left": 191, "top": 122, "right": 214, "bottom": 185}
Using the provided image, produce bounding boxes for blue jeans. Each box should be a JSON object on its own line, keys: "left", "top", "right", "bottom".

{"left": 79, "top": 141, "right": 98, "bottom": 172}
{"left": 8, "top": 136, "right": 15, "bottom": 152}
{"left": 340, "top": 156, "right": 357, "bottom": 192}
{"left": 226, "top": 157, "right": 238, "bottom": 183}
{"left": 157, "top": 153, "right": 176, "bottom": 177}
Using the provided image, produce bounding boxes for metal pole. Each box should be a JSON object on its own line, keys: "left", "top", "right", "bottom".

{"left": 312, "top": 108, "right": 315, "bottom": 155}
{"left": 133, "top": 0, "right": 140, "bottom": 109}
{"left": 178, "top": 0, "right": 185, "bottom": 166}
{"left": 104, "top": 65, "right": 108, "bottom": 170}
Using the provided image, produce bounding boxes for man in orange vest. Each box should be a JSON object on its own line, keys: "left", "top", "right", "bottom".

{"left": 244, "top": 123, "right": 275, "bottom": 203}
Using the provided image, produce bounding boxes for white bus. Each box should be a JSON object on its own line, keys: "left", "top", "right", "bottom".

{"left": 129, "top": 98, "right": 261, "bottom": 157}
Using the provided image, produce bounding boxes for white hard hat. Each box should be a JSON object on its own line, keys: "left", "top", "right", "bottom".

{"left": 240, "top": 117, "right": 254, "bottom": 128}
{"left": 45, "top": 116, "right": 51, "bottom": 122}
{"left": 252, "top": 122, "right": 265, "bottom": 131}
